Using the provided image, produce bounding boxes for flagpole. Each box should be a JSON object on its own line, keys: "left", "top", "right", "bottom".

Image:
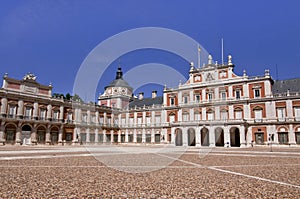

{"left": 221, "top": 38, "right": 224, "bottom": 65}
{"left": 198, "top": 44, "right": 201, "bottom": 68}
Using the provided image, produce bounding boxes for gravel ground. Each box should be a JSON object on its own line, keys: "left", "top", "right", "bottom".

{"left": 0, "top": 146, "right": 299, "bottom": 198}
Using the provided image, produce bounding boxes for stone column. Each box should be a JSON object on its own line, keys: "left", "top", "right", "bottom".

{"left": 31, "top": 126, "right": 37, "bottom": 144}
{"left": 95, "top": 128, "right": 99, "bottom": 143}
{"left": 103, "top": 129, "right": 107, "bottom": 143}
{"left": 33, "top": 102, "right": 38, "bottom": 119}
{"left": 151, "top": 129, "right": 155, "bottom": 143}
{"left": 182, "top": 127, "right": 188, "bottom": 146}
{"left": 0, "top": 123, "right": 5, "bottom": 144}
{"left": 118, "top": 130, "right": 121, "bottom": 143}
{"left": 171, "top": 128, "right": 175, "bottom": 145}
{"left": 209, "top": 126, "right": 215, "bottom": 147}
{"left": 142, "top": 129, "right": 146, "bottom": 143}
{"left": 223, "top": 126, "right": 230, "bottom": 147}
{"left": 239, "top": 125, "right": 246, "bottom": 147}
{"left": 195, "top": 126, "right": 201, "bottom": 147}
{"left": 125, "top": 129, "right": 129, "bottom": 143}
{"left": 17, "top": 100, "right": 24, "bottom": 118}
{"left": 47, "top": 104, "right": 52, "bottom": 120}
{"left": 45, "top": 126, "right": 51, "bottom": 144}
{"left": 289, "top": 124, "right": 296, "bottom": 145}
{"left": 59, "top": 106, "right": 64, "bottom": 122}
{"left": 15, "top": 125, "right": 21, "bottom": 145}
{"left": 133, "top": 129, "right": 137, "bottom": 143}
{"left": 110, "top": 130, "right": 114, "bottom": 143}
{"left": 86, "top": 128, "right": 90, "bottom": 143}
{"left": 0, "top": 98, "right": 7, "bottom": 115}
{"left": 58, "top": 126, "right": 63, "bottom": 145}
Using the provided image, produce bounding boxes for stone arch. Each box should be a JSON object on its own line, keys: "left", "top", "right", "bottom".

{"left": 50, "top": 126, "right": 59, "bottom": 144}
{"left": 187, "top": 128, "right": 196, "bottom": 146}
{"left": 201, "top": 127, "right": 209, "bottom": 146}
{"left": 175, "top": 128, "right": 183, "bottom": 146}
{"left": 5, "top": 123, "right": 17, "bottom": 144}
{"left": 230, "top": 127, "right": 240, "bottom": 147}
{"left": 215, "top": 127, "right": 224, "bottom": 146}
{"left": 37, "top": 125, "right": 46, "bottom": 144}
{"left": 294, "top": 126, "right": 300, "bottom": 144}
{"left": 21, "top": 124, "right": 32, "bottom": 145}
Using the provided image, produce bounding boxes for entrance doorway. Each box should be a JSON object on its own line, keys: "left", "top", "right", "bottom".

{"left": 175, "top": 128, "right": 183, "bottom": 146}
{"left": 187, "top": 128, "right": 196, "bottom": 146}
{"left": 21, "top": 125, "right": 32, "bottom": 145}
{"left": 215, "top": 127, "right": 224, "bottom": 146}
{"left": 201, "top": 127, "right": 209, "bottom": 146}
{"left": 230, "top": 127, "right": 240, "bottom": 147}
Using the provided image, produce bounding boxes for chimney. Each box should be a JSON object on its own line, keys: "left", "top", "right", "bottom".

{"left": 152, "top": 90, "right": 157, "bottom": 98}
{"left": 138, "top": 92, "right": 144, "bottom": 100}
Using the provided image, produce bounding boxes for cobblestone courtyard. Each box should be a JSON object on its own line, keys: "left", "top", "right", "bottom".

{"left": 0, "top": 145, "right": 299, "bottom": 198}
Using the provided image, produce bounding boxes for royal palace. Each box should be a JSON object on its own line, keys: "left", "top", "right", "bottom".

{"left": 1, "top": 54, "right": 300, "bottom": 147}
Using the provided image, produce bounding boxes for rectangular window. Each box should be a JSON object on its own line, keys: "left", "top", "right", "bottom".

{"left": 221, "top": 111, "right": 228, "bottom": 121}
{"left": 114, "top": 119, "right": 118, "bottom": 127}
{"left": 170, "top": 98, "right": 175, "bottom": 106}
{"left": 235, "top": 111, "right": 243, "bottom": 120}
{"left": 254, "top": 89, "right": 261, "bottom": 98}
{"left": 194, "top": 113, "right": 201, "bottom": 121}
{"left": 67, "top": 112, "right": 72, "bottom": 122}
{"left": 277, "top": 108, "right": 286, "bottom": 121}
{"left": 146, "top": 117, "right": 151, "bottom": 126}
{"left": 254, "top": 109, "right": 262, "bottom": 122}
{"left": 107, "top": 117, "right": 111, "bottom": 125}
{"left": 169, "top": 115, "right": 175, "bottom": 123}
{"left": 82, "top": 113, "right": 87, "bottom": 123}
{"left": 8, "top": 105, "right": 16, "bottom": 118}
{"left": 91, "top": 115, "right": 96, "bottom": 124}
{"left": 121, "top": 118, "right": 126, "bottom": 127}
{"left": 208, "top": 93, "right": 213, "bottom": 101}
{"left": 99, "top": 117, "right": 104, "bottom": 125}
{"left": 207, "top": 112, "right": 214, "bottom": 120}
{"left": 221, "top": 92, "right": 226, "bottom": 100}
{"left": 155, "top": 116, "right": 160, "bottom": 126}
{"left": 129, "top": 118, "right": 134, "bottom": 127}
{"left": 183, "top": 113, "right": 189, "bottom": 122}
{"left": 195, "top": 95, "right": 200, "bottom": 103}
{"left": 25, "top": 107, "right": 32, "bottom": 119}
{"left": 183, "top": 96, "right": 188, "bottom": 104}
{"left": 294, "top": 107, "right": 300, "bottom": 121}
{"left": 137, "top": 117, "right": 142, "bottom": 127}
{"left": 278, "top": 133, "right": 288, "bottom": 144}
{"left": 40, "top": 109, "right": 46, "bottom": 120}
{"left": 53, "top": 110, "right": 59, "bottom": 121}
{"left": 236, "top": 90, "right": 241, "bottom": 99}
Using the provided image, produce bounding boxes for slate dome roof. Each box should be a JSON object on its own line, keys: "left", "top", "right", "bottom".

{"left": 105, "top": 67, "right": 133, "bottom": 90}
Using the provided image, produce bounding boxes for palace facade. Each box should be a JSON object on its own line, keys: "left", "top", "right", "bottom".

{"left": 1, "top": 54, "right": 300, "bottom": 147}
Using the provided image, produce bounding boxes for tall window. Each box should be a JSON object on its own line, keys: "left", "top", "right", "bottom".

{"left": 207, "top": 111, "right": 214, "bottom": 120}
{"left": 155, "top": 116, "right": 160, "bottom": 126}
{"left": 182, "top": 112, "right": 189, "bottom": 121}
{"left": 170, "top": 98, "right": 175, "bottom": 106}
{"left": 254, "top": 108, "right": 263, "bottom": 122}
{"left": 277, "top": 108, "right": 286, "bottom": 121}
{"left": 91, "top": 115, "right": 96, "bottom": 124}
{"left": 221, "top": 92, "right": 226, "bottom": 100}
{"left": 208, "top": 93, "right": 213, "bottom": 101}
{"left": 195, "top": 95, "right": 200, "bottom": 103}
{"left": 67, "top": 112, "right": 72, "bottom": 122}
{"left": 194, "top": 112, "right": 201, "bottom": 121}
{"left": 81, "top": 113, "right": 87, "bottom": 123}
{"left": 146, "top": 117, "right": 151, "bottom": 126}
{"left": 129, "top": 118, "right": 134, "bottom": 127}
{"left": 169, "top": 114, "right": 175, "bottom": 123}
{"left": 8, "top": 105, "right": 16, "bottom": 118}
{"left": 137, "top": 117, "right": 142, "bottom": 127}
{"left": 236, "top": 90, "right": 241, "bottom": 99}
{"left": 107, "top": 117, "right": 111, "bottom": 125}
{"left": 40, "top": 109, "right": 46, "bottom": 120}
{"left": 183, "top": 96, "right": 188, "bottom": 104}
{"left": 235, "top": 109, "right": 243, "bottom": 120}
{"left": 121, "top": 118, "right": 126, "bottom": 127}
{"left": 220, "top": 110, "right": 228, "bottom": 121}
{"left": 254, "top": 89, "right": 261, "bottom": 98}
{"left": 294, "top": 107, "right": 300, "bottom": 121}
{"left": 99, "top": 117, "right": 104, "bottom": 125}
{"left": 24, "top": 107, "right": 32, "bottom": 119}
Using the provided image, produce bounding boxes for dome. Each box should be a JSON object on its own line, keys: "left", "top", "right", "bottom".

{"left": 105, "top": 67, "right": 133, "bottom": 91}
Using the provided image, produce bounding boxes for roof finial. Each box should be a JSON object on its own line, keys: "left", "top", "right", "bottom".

{"left": 208, "top": 54, "right": 213, "bottom": 65}
{"left": 116, "top": 66, "right": 123, "bottom": 79}
{"left": 228, "top": 55, "right": 233, "bottom": 65}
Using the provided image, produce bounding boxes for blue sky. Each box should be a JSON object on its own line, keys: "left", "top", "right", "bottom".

{"left": 0, "top": 0, "right": 300, "bottom": 100}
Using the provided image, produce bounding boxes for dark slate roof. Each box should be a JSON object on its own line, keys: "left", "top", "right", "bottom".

{"left": 105, "top": 67, "right": 133, "bottom": 90}
{"left": 272, "top": 78, "right": 300, "bottom": 94}
{"left": 129, "top": 96, "right": 163, "bottom": 108}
